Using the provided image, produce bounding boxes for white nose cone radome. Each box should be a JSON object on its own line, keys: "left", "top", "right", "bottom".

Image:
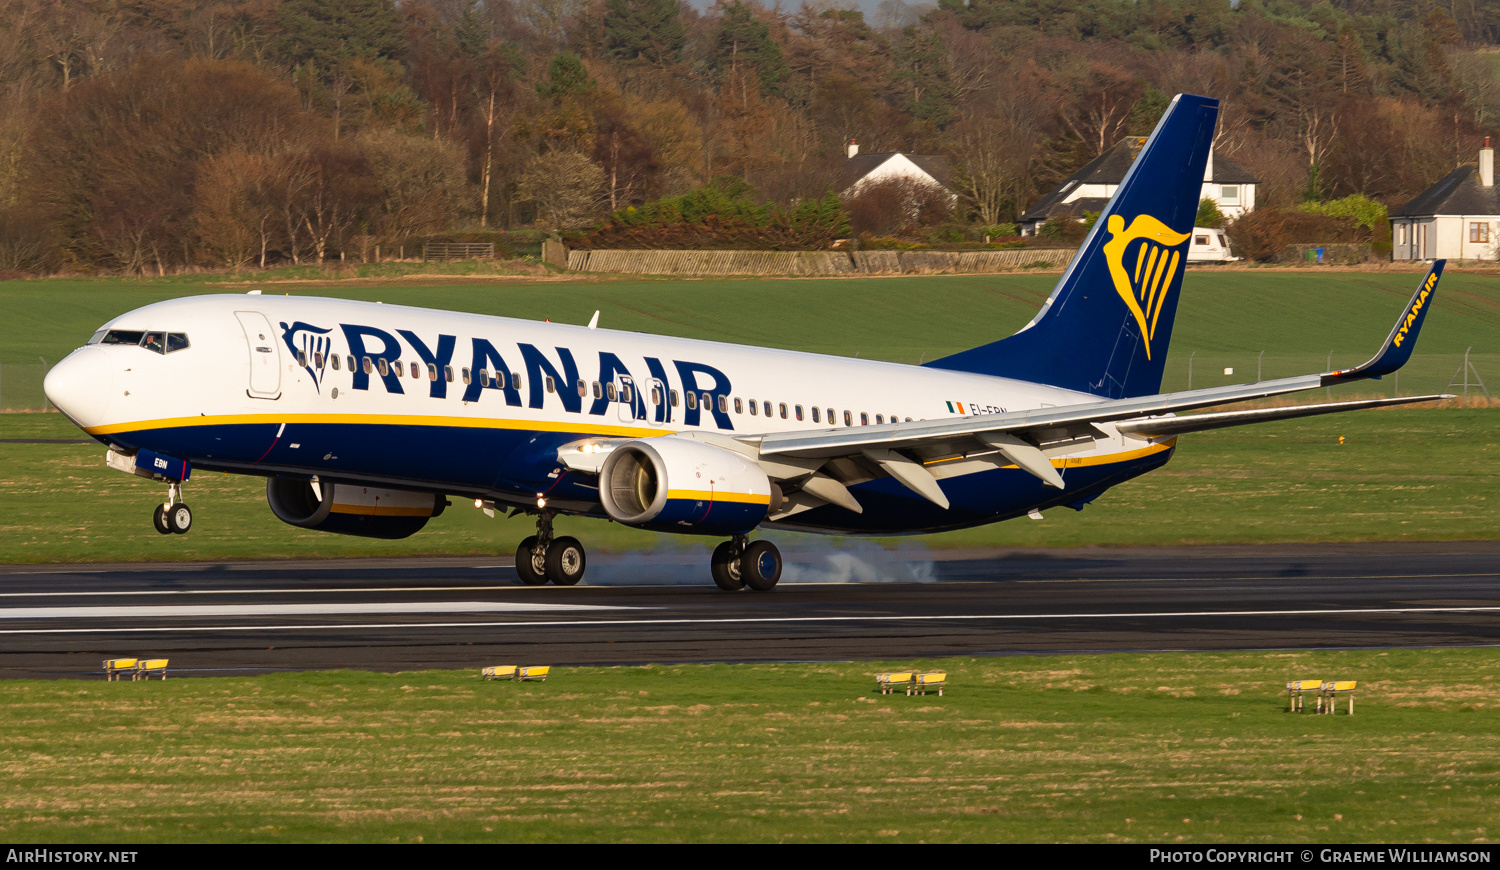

{"left": 44, "top": 347, "right": 113, "bottom": 429}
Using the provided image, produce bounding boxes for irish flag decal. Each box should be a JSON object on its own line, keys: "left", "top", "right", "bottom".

{"left": 946, "top": 401, "right": 966, "bottom": 414}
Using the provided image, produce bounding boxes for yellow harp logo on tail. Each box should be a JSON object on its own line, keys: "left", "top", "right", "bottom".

{"left": 1101, "top": 214, "right": 1191, "bottom": 359}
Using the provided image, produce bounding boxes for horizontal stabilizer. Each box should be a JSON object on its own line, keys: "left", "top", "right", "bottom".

{"left": 1115, "top": 395, "right": 1451, "bottom": 439}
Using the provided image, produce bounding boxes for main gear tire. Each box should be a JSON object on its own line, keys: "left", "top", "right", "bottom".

{"left": 711, "top": 540, "right": 745, "bottom": 591}
{"left": 741, "top": 540, "right": 782, "bottom": 592}
{"left": 545, "top": 536, "right": 586, "bottom": 586}
{"left": 515, "top": 536, "right": 548, "bottom": 586}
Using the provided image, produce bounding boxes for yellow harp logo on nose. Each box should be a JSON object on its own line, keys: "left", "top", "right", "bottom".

{"left": 1102, "top": 214, "right": 1191, "bottom": 359}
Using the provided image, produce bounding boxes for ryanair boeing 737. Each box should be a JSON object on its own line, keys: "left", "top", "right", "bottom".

{"left": 43, "top": 94, "right": 1447, "bottom": 591}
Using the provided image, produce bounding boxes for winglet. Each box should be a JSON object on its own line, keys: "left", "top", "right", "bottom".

{"left": 1323, "top": 260, "right": 1444, "bottom": 386}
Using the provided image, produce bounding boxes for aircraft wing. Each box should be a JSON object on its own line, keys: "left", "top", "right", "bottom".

{"left": 757, "top": 259, "right": 1445, "bottom": 461}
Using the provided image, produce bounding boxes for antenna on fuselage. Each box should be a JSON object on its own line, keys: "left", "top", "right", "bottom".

{"left": 587, "top": 310, "right": 600, "bottom": 330}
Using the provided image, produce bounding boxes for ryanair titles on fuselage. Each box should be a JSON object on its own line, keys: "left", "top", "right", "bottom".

{"left": 285, "top": 319, "right": 734, "bottom": 429}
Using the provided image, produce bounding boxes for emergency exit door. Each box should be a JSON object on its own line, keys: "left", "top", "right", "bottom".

{"left": 235, "top": 311, "right": 282, "bottom": 398}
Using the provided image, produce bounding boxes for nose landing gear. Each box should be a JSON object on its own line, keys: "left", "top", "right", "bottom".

{"left": 151, "top": 482, "right": 192, "bottom": 535}
{"left": 515, "top": 511, "right": 587, "bottom": 586}
{"left": 711, "top": 535, "right": 781, "bottom": 591}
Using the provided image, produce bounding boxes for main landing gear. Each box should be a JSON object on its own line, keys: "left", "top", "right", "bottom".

{"left": 515, "top": 511, "right": 586, "bottom": 586}
{"left": 711, "top": 535, "right": 781, "bottom": 592}
{"left": 151, "top": 481, "right": 192, "bottom": 535}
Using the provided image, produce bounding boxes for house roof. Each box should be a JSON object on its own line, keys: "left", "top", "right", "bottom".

{"left": 842, "top": 152, "right": 953, "bottom": 190}
{"left": 1019, "top": 137, "right": 1258, "bottom": 222}
{"left": 1391, "top": 164, "right": 1500, "bottom": 217}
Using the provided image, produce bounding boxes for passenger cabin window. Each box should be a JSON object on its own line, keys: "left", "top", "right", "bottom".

{"left": 428, "top": 363, "right": 438, "bottom": 381}
{"left": 511, "top": 373, "right": 521, "bottom": 391}
{"left": 312, "top": 352, "right": 323, "bottom": 368}
{"left": 702, "top": 392, "right": 711, "bottom": 410}
{"left": 393, "top": 360, "right": 403, "bottom": 376}
{"left": 331, "top": 355, "right": 340, "bottom": 371}
{"left": 749, "top": 399, "right": 758, "bottom": 415}
{"left": 444, "top": 366, "right": 453, "bottom": 383}
{"left": 718, "top": 395, "right": 728, "bottom": 413}
{"left": 347, "top": 355, "right": 356, "bottom": 372}
{"left": 779, "top": 403, "right": 787, "bottom": 419}
{"left": 592, "top": 381, "right": 602, "bottom": 399}
{"left": 876, "top": 414, "right": 884, "bottom": 424}
{"left": 860, "top": 412, "right": 869, "bottom": 425}
{"left": 478, "top": 368, "right": 490, "bottom": 385}
{"left": 734, "top": 397, "right": 743, "bottom": 414}
{"left": 607, "top": 382, "right": 617, "bottom": 401}
{"left": 363, "top": 356, "right": 374, "bottom": 374}
{"left": 686, "top": 391, "right": 697, "bottom": 410}
{"left": 811, "top": 407, "right": 820, "bottom": 423}
{"left": 411, "top": 362, "right": 421, "bottom": 379}
{"left": 545, "top": 376, "right": 556, "bottom": 393}
{"left": 296, "top": 350, "right": 307, "bottom": 367}
{"left": 378, "top": 359, "right": 389, "bottom": 376}
{"left": 844, "top": 410, "right": 853, "bottom": 426}
{"left": 622, "top": 385, "right": 634, "bottom": 403}
{"left": 462, "top": 367, "right": 472, "bottom": 385}
{"left": 827, "top": 408, "right": 835, "bottom": 424}
{"left": 763, "top": 401, "right": 772, "bottom": 417}
{"left": 795, "top": 405, "right": 804, "bottom": 421}
{"left": 651, "top": 386, "right": 662, "bottom": 405}
{"left": 577, "top": 379, "right": 588, "bottom": 398}
{"left": 670, "top": 389, "right": 679, "bottom": 406}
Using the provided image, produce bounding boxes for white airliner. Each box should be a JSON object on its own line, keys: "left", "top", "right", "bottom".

{"left": 43, "top": 95, "right": 1446, "bottom": 591}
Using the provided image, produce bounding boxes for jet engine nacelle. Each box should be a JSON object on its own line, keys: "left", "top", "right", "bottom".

{"left": 266, "top": 477, "right": 444, "bottom": 539}
{"left": 598, "top": 438, "right": 773, "bottom": 535}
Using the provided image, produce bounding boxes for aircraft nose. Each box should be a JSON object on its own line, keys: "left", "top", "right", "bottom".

{"left": 44, "top": 347, "right": 113, "bottom": 429}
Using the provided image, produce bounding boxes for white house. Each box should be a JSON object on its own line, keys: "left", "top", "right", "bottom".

{"left": 840, "top": 140, "right": 952, "bottom": 198}
{"left": 1018, "top": 137, "right": 1258, "bottom": 236}
{"left": 1390, "top": 141, "right": 1500, "bottom": 261}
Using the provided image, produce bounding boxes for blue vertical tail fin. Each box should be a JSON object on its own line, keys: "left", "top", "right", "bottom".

{"left": 926, "top": 94, "right": 1219, "bottom": 399}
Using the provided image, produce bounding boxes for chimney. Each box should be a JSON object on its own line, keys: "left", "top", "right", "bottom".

{"left": 1204, "top": 145, "right": 1214, "bottom": 182}
{"left": 1482, "top": 137, "right": 1494, "bottom": 188}
{"left": 847, "top": 138, "right": 858, "bottom": 159}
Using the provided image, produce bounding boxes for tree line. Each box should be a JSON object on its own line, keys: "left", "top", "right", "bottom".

{"left": 0, "top": 0, "right": 1497, "bottom": 273}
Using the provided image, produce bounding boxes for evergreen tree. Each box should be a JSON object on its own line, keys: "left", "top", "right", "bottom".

{"left": 604, "top": 0, "right": 686, "bottom": 65}
{"left": 713, "top": 1, "right": 789, "bottom": 96}
{"left": 275, "top": 0, "right": 406, "bottom": 74}
{"left": 537, "top": 52, "right": 595, "bottom": 100}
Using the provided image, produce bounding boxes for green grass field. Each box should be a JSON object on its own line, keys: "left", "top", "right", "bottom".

{"left": 1, "top": 268, "right": 1495, "bottom": 562}
{"left": 3, "top": 649, "right": 1496, "bottom": 843}
{"left": 3, "top": 267, "right": 1499, "bottom": 394}
{"left": 1, "top": 407, "right": 1495, "bottom": 563}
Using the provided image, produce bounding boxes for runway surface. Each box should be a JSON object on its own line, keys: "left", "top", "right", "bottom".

{"left": 1, "top": 541, "right": 1498, "bottom": 679}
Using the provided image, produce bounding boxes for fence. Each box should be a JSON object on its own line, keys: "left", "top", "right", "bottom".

{"left": 1158, "top": 351, "right": 1494, "bottom": 400}
{"left": 0, "top": 363, "right": 51, "bottom": 411}
{"left": 423, "top": 242, "right": 496, "bottom": 262}
{"left": 565, "top": 247, "right": 1076, "bottom": 276}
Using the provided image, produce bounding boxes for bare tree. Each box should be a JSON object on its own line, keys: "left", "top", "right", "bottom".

{"left": 517, "top": 150, "right": 605, "bottom": 229}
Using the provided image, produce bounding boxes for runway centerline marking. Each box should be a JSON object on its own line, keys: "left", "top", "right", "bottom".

{"left": 0, "top": 601, "right": 635, "bottom": 620}
{"left": 1, "top": 604, "right": 1496, "bottom": 634}
{"left": 0, "top": 586, "right": 523, "bottom": 599}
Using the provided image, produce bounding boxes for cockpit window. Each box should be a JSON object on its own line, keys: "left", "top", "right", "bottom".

{"left": 97, "top": 329, "right": 190, "bottom": 353}
{"left": 100, "top": 330, "right": 144, "bottom": 346}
